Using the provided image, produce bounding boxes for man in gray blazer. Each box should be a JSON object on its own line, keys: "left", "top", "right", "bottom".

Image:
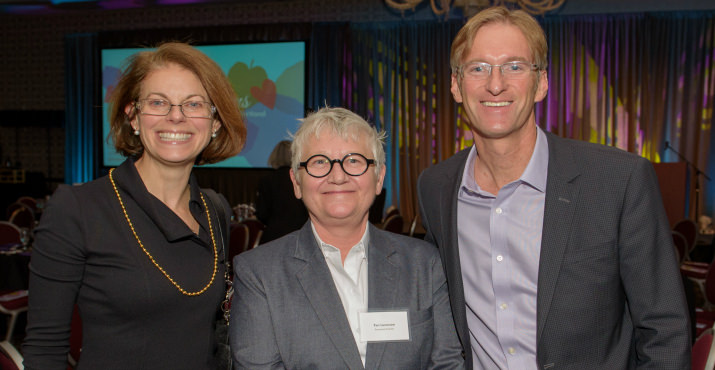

{"left": 417, "top": 6, "right": 691, "bottom": 369}
{"left": 230, "top": 107, "right": 464, "bottom": 369}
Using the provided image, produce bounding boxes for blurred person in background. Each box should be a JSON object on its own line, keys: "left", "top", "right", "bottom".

{"left": 255, "top": 140, "right": 308, "bottom": 244}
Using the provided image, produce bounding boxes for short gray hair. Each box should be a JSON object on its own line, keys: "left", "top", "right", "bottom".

{"left": 291, "top": 107, "right": 386, "bottom": 176}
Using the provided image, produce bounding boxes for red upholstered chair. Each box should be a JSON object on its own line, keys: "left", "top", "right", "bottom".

{"left": 240, "top": 218, "right": 265, "bottom": 249}
{"left": 0, "top": 290, "right": 28, "bottom": 342}
{"left": 408, "top": 214, "right": 419, "bottom": 237}
{"left": 682, "top": 262, "right": 711, "bottom": 309}
{"left": 692, "top": 325, "right": 715, "bottom": 370}
{"left": 381, "top": 214, "right": 404, "bottom": 234}
{"left": 67, "top": 305, "right": 82, "bottom": 369}
{"left": 0, "top": 341, "right": 23, "bottom": 370}
{"left": 228, "top": 223, "right": 250, "bottom": 273}
{"left": 683, "top": 263, "right": 715, "bottom": 337}
{"left": 672, "top": 231, "right": 688, "bottom": 264}
{"left": 674, "top": 218, "right": 698, "bottom": 260}
{"left": 5, "top": 203, "right": 25, "bottom": 221}
{"left": 383, "top": 205, "right": 399, "bottom": 223}
{"left": 0, "top": 221, "right": 22, "bottom": 246}
{"left": 9, "top": 205, "right": 35, "bottom": 232}
{"left": 16, "top": 196, "right": 38, "bottom": 213}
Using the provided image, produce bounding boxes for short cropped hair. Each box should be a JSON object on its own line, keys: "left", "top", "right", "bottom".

{"left": 291, "top": 107, "right": 386, "bottom": 177}
{"left": 267, "top": 140, "right": 293, "bottom": 169}
{"left": 109, "top": 42, "right": 246, "bottom": 165}
{"left": 450, "top": 6, "right": 548, "bottom": 73}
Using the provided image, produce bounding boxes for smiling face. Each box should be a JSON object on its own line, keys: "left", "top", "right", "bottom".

{"left": 126, "top": 63, "right": 221, "bottom": 169}
{"left": 451, "top": 22, "right": 548, "bottom": 141}
{"left": 290, "top": 128, "right": 385, "bottom": 230}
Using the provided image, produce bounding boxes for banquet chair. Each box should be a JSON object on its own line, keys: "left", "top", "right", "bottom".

{"left": 683, "top": 262, "right": 715, "bottom": 338}
{"left": 692, "top": 325, "right": 715, "bottom": 370}
{"left": 408, "top": 213, "right": 420, "bottom": 237}
{"left": 381, "top": 214, "right": 404, "bottom": 234}
{"left": 240, "top": 218, "right": 265, "bottom": 249}
{"left": 0, "top": 222, "right": 22, "bottom": 246}
{"left": 681, "top": 261, "right": 710, "bottom": 309}
{"left": 16, "top": 196, "right": 38, "bottom": 214}
{"left": 0, "top": 340, "right": 23, "bottom": 370}
{"left": 4, "top": 203, "right": 26, "bottom": 222}
{"left": 0, "top": 290, "right": 28, "bottom": 342}
{"left": 67, "top": 305, "right": 82, "bottom": 369}
{"left": 383, "top": 205, "right": 400, "bottom": 223}
{"left": 672, "top": 231, "right": 688, "bottom": 264}
{"left": 228, "top": 223, "right": 249, "bottom": 272}
{"left": 674, "top": 218, "right": 698, "bottom": 260}
{"left": 9, "top": 206, "right": 35, "bottom": 232}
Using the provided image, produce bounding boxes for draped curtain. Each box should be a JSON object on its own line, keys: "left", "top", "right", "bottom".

{"left": 338, "top": 22, "right": 461, "bottom": 225}
{"left": 65, "top": 11, "right": 715, "bottom": 220}
{"left": 538, "top": 11, "right": 715, "bottom": 217}
{"left": 65, "top": 33, "right": 98, "bottom": 185}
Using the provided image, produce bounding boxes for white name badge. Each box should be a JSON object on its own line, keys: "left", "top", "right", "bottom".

{"left": 358, "top": 310, "right": 410, "bottom": 342}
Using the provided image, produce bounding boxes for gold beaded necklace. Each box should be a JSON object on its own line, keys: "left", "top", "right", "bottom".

{"left": 109, "top": 168, "right": 217, "bottom": 296}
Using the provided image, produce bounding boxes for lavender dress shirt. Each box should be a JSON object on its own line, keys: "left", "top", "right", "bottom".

{"left": 457, "top": 128, "right": 548, "bottom": 369}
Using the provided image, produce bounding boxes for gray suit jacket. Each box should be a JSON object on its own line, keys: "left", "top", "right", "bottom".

{"left": 229, "top": 222, "right": 464, "bottom": 369}
{"left": 417, "top": 132, "right": 691, "bottom": 369}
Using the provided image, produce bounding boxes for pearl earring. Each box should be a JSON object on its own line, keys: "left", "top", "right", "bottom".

{"left": 133, "top": 128, "right": 140, "bottom": 136}
{"left": 211, "top": 131, "right": 217, "bottom": 138}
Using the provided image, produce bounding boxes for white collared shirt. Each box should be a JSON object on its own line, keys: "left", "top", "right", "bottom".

{"left": 312, "top": 223, "right": 369, "bottom": 366}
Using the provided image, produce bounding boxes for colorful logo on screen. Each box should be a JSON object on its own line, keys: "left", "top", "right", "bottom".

{"left": 228, "top": 60, "right": 302, "bottom": 112}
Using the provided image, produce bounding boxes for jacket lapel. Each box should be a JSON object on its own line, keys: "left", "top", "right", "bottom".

{"left": 441, "top": 149, "right": 471, "bottom": 353}
{"left": 293, "top": 224, "right": 365, "bottom": 370}
{"left": 536, "top": 133, "right": 581, "bottom": 343}
{"left": 365, "top": 225, "right": 400, "bottom": 370}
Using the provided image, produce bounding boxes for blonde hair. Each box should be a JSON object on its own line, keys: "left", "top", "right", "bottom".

{"left": 450, "top": 6, "right": 548, "bottom": 73}
{"left": 291, "top": 107, "right": 386, "bottom": 176}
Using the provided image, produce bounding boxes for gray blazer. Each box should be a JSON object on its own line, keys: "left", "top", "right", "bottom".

{"left": 229, "top": 222, "right": 464, "bottom": 370}
{"left": 417, "top": 131, "right": 691, "bottom": 369}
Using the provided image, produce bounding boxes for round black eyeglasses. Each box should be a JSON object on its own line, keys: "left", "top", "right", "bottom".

{"left": 299, "top": 153, "right": 376, "bottom": 178}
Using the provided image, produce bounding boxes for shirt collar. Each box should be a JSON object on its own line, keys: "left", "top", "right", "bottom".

{"left": 460, "top": 126, "right": 549, "bottom": 195}
{"left": 311, "top": 221, "right": 369, "bottom": 260}
{"left": 111, "top": 157, "right": 209, "bottom": 244}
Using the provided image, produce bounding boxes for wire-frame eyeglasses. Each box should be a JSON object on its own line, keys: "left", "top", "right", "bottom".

{"left": 134, "top": 98, "right": 216, "bottom": 119}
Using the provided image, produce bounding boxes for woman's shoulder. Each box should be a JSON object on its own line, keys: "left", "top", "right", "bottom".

{"left": 49, "top": 175, "right": 111, "bottom": 205}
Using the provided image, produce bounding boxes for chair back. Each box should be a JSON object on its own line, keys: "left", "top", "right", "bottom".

{"left": 0, "top": 341, "right": 23, "bottom": 370}
{"left": 229, "top": 223, "right": 250, "bottom": 263}
{"left": 240, "top": 218, "right": 265, "bottom": 249}
{"left": 703, "top": 262, "right": 715, "bottom": 308}
{"left": 382, "top": 214, "right": 404, "bottom": 234}
{"left": 16, "top": 196, "right": 38, "bottom": 214}
{"left": 383, "top": 205, "right": 399, "bottom": 223}
{"left": 0, "top": 222, "right": 22, "bottom": 246}
{"left": 408, "top": 214, "right": 419, "bottom": 237}
{"left": 9, "top": 206, "right": 35, "bottom": 231}
{"left": 672, "top": 231, "right": 688, "bottom": 263}
{"left": 5, "top": 203, "right": 26, "bottom": 221}
{"left": 673, "top": 219, "right": 698, "bottom": 256}
{"left": 68, "top": 305, "right": 82, "bottom": 369}
{"left": 693, "top": 327, "right": 715, "bottom": 370}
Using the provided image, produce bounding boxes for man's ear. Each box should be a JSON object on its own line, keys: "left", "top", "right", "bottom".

{"left": 450, "top": 73, "right": 463, "bottom": 103}
{"left": 534, "top": 70, "right": 548, "bottom": 103}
